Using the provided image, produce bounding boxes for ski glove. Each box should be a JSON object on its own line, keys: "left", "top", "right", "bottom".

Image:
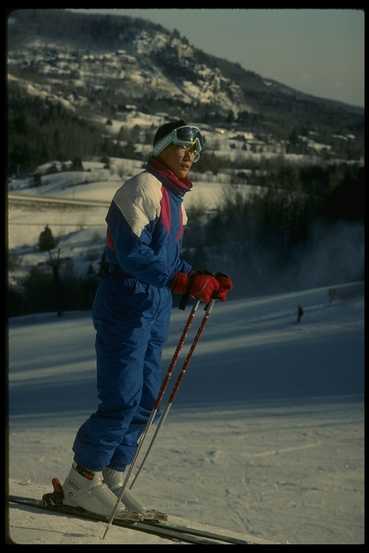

{"left": 215, "top": 273, "right": 233, "bottom": 301}
{"left": 171, "top": 271, "right": 191, "bottom": 295}
{"left": 171, "top": 271, "right": 228, "bottom": 304}
{"left": 187, "top": 272, "right": 220, "bottom": 304}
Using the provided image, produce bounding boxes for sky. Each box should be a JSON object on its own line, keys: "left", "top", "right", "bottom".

{"left": 70, "top": 9, "right": 364, "bottom": 108}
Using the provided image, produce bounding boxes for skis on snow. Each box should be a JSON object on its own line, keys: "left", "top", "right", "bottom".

{"left": 9, "top": 299, "right": 249, "bottom": 544}
{"left": 8, "top": 478, "right": 250, "bottom": 545}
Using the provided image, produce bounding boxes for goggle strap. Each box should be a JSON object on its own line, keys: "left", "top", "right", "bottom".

{"left": 152, "top": 133, "right": 173, "bottom": 157}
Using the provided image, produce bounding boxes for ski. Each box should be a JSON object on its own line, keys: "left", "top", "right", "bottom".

{"left": 145, "top": 518, "right": 250, "bottom": 545}
{"left": 9, "top": 494, "right": 249, "bottom": 544}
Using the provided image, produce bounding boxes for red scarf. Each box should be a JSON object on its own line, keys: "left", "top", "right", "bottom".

{"left": 147, "top": 158, "right": 192, "bottom": 197}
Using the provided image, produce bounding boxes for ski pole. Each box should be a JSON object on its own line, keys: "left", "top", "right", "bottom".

{"left": 129, "top": 299, "right": 216, "bottom": 491}
{"left": 102, "top": 299, "right": 200, "bottom": 540}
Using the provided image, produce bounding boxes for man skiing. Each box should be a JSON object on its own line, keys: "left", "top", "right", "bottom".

{"left": 62, "top": 120, "right": 233, "bottom": 516}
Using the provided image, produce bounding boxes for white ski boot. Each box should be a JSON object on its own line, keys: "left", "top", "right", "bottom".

{"left": 102, "top": 466, "right": 146, "bottom": 512}
{"left": 62, "top": 463, "right": 126, "bottom": 517}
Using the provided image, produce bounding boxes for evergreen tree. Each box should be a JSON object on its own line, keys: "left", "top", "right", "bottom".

{"left": 72, "top": 157, "right": 83, "bottom": 170}
{"left": 38, "top": 225, "right": 56, "bottom": 252}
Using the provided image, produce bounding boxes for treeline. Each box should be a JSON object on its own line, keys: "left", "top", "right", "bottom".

{"left": 9, "top": 9, "right": 166, "bottom": 51}
{"left": 8, "top": 82, "right": 144, "bottom": 174}
{"left": 8, "top": 82, "right": 103, "bottom": 174}
{"left": 183, "top": 164, "right": 364, "bottom": 296}
{"left": 252, "top": 161, "right": 364, "bottom": 202}
{"left": 9, "top": 266, "right": 99, "bottom": 317}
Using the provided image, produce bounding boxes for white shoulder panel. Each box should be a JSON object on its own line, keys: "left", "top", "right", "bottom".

{"left": 113, "top": 171, "right": 163, "bottom": 237}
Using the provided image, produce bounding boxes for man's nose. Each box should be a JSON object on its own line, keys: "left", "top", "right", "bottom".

{"left": 183, "top": 148, "right": 195, "bottom": 160}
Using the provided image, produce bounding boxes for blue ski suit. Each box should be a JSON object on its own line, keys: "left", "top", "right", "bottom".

{"left": 72, "top": 162, "right": 192, "bottom": 471}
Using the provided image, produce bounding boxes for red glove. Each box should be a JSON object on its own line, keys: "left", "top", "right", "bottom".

{"left": 171, "top": 272, "right": 191, "bottom": 295}
{"left": 215, "top": 273, "right": 233, "bottom": 301}
{"left": 188, "top": 272, "right": 220, "bottom": 304}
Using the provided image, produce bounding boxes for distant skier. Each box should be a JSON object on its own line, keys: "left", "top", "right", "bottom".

{"left": 62, "top": 121, "right": 233, "bottom": 516}
{"left": 296, "top": 304, "right": 304, "bottom": 324}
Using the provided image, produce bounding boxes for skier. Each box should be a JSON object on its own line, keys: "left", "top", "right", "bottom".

{"left": 296, "top": 304, "right": 304, "bottom": 324}
{"left": 62, "top": 120, "right": 233, "bottom": 516}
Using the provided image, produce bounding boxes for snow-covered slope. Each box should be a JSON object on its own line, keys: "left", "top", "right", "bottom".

{"left": 8, "top": 284, "right": 364, "bottom": 544}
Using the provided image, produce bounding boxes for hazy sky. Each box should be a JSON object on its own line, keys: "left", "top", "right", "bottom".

{"left": 70, "top": 9, "right": 364, "bottom": 108}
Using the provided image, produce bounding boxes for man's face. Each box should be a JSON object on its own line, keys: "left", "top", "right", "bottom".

{"left": 158, "top": 144, "right": 196, "bottom": 179}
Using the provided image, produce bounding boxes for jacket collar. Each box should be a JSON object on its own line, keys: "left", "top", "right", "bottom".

{"left": 146, "top": 158, "right": 192, "bottom": 197}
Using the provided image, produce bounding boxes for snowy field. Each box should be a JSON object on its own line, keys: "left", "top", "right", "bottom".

{"left": 7, "top": 283, "right": 364, "bottom": 544}
{"left": 8, "top": 170, "right": 250, "bottom": 251}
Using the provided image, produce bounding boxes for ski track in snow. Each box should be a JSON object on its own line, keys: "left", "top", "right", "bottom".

{"left": 8, "top": 284, "right": 364, "bottom": 544}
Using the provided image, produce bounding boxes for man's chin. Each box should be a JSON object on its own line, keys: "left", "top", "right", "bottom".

{"left": 176, "top": 168, "right": 190, "bottom": 179}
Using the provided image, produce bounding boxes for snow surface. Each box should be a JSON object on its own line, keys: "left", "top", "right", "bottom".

{"left": 8, "top": 283, "right": 364, "bottom": 544}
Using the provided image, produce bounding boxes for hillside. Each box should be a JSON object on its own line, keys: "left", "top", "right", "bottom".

{"left": 7, "top": 9, "right": 364, "bottom": 155}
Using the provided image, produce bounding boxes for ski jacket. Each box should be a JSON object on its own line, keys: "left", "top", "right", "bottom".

{"left": 104, "top": 160, "right": 192, "bottom": 288}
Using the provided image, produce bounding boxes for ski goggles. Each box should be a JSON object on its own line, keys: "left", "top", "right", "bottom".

{"left": 152, "top": 125, "right": 205, "bottom": 163}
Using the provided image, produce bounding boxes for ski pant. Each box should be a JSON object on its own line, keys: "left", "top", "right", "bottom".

{"left": 72, "top": 274, "right": 172, "bottom": 471}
